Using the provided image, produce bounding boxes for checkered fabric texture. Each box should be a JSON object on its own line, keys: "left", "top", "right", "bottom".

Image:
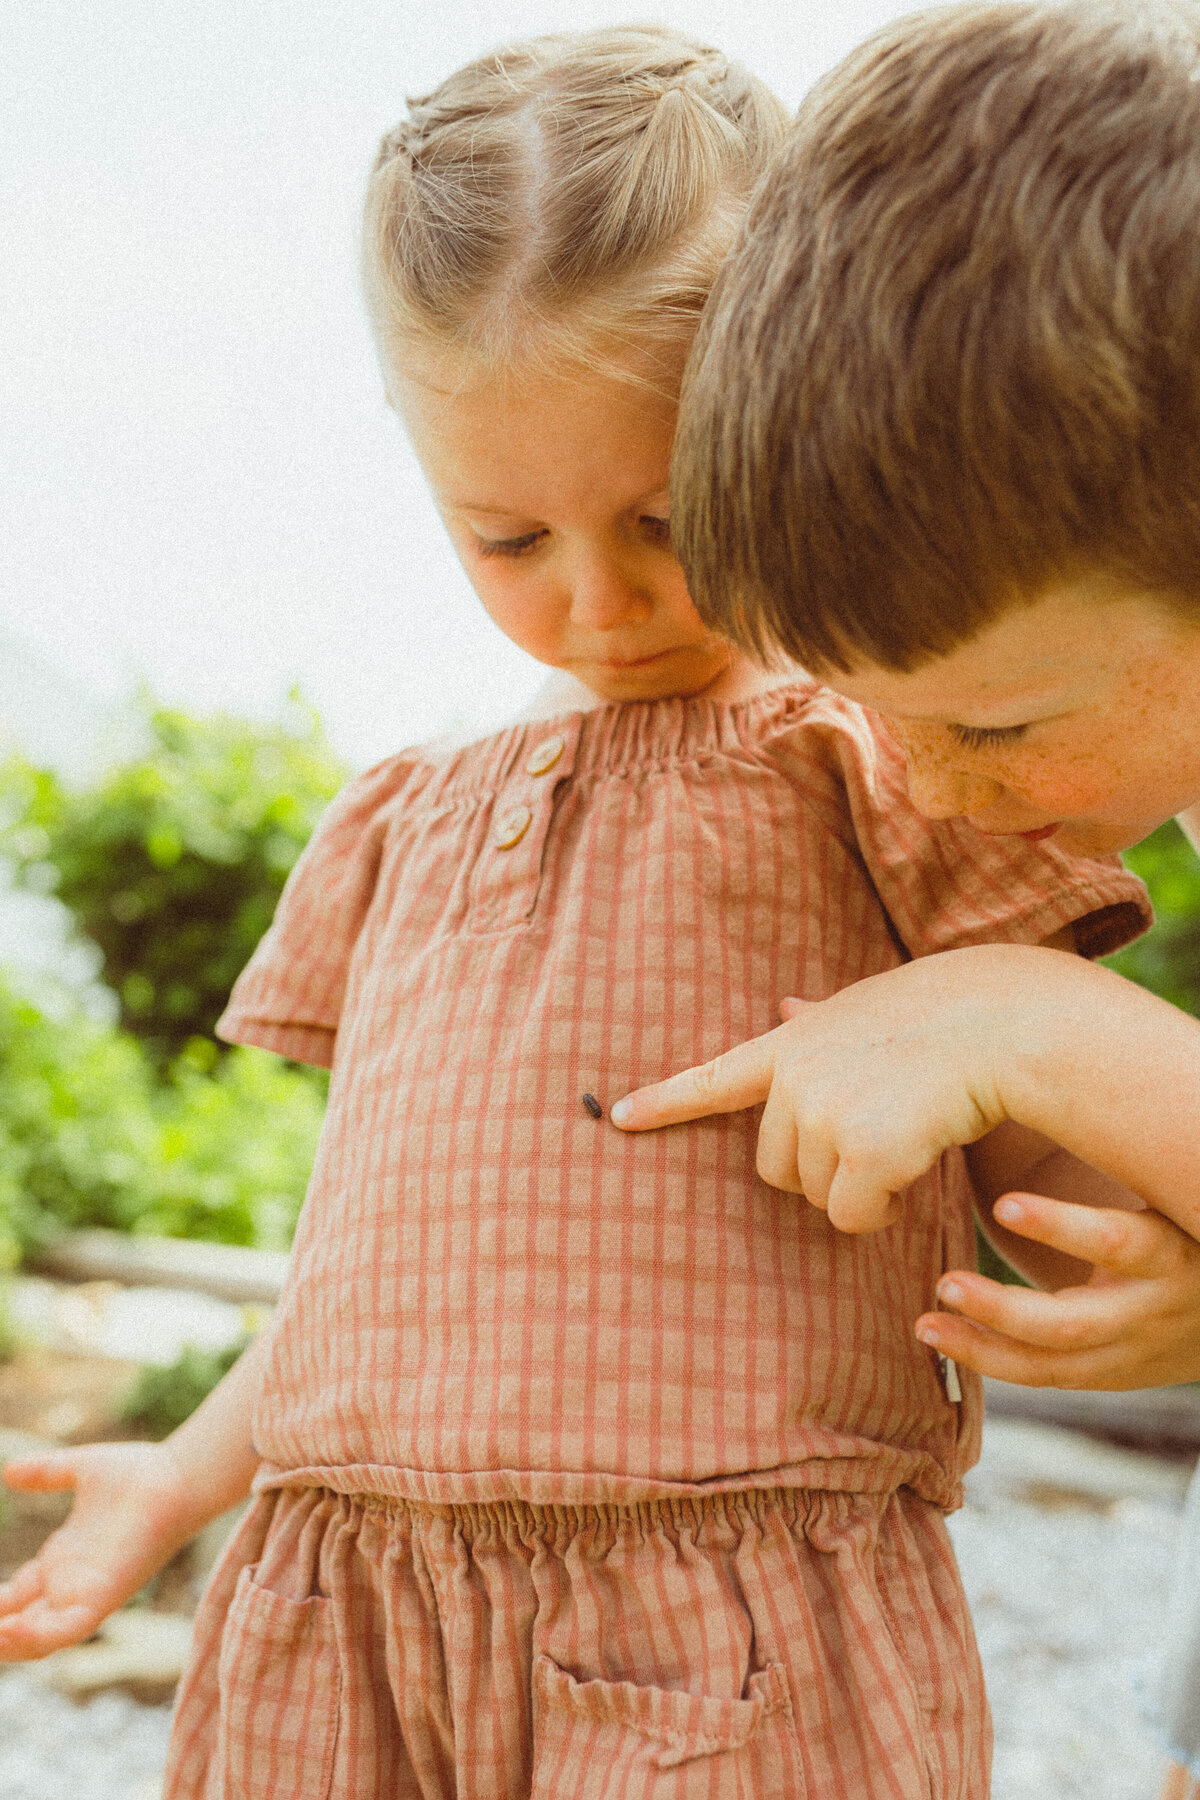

{"left": 218, "top": 682, "right": 1146, "bottom": 1510}
{"left": 166, "top": 1481, "right": 989, "bottom": 1799}
{"left": 168, "top": 682, "right": 1148, "bottom": 1797}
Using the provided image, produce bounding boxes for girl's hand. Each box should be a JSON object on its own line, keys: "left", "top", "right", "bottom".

{"left": 0, "top": 1440, "right": 199, "bottom": 1659}
{"left": 917, "top": 1191, "right": 1200, "bottom": 1389}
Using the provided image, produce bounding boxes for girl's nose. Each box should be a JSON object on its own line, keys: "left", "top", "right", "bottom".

{"left": 568, "top": 553, "right": 652, "bottom": 631}
{"left": 903, "top": 745, "right": 1005, "bottom": 820}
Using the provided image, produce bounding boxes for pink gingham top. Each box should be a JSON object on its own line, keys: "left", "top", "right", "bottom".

{"left": 218, "top": 681, "right": 1148, "bottom": 1511}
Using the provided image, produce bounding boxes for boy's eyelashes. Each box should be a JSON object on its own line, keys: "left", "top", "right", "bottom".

{"left": 948, "top": 722, "right": 1029, "bottom": 751}
{"left": 474, "top": 516, "right": 672, "bottom": 559}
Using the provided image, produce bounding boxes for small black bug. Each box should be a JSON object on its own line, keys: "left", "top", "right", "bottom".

{"left": 581, "top": 1092, "right": 603, "bottom": 1120}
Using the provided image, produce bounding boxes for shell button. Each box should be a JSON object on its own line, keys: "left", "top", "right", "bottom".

{"left": 525, "top": 735, "right": 565, "bottom": 777}
{"left": 493, "top": 804, "right": 533, "bottom": 849}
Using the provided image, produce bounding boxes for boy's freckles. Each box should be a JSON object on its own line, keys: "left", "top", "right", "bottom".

{"left": 826, "top": 580, "right": 1200, "bottom": 854}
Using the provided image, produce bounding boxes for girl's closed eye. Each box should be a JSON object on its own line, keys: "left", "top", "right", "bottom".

{"left": 477, "top": 530, "right": 548, "bottom": 558}
{"left": 476, "top": 516, "right": 668, "bottom": 559}
{"left": 949, "top": 722, "right": 1029, "bottom": 751}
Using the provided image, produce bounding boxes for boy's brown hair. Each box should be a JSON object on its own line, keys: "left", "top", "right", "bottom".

{"left": 674, "top": 0, "right": 1200, "bottom": 672}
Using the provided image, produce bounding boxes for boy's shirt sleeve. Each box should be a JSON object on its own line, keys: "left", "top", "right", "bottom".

{"left": 778, "top": 691, "right": 1152, "bottom": 961}
{"left": 214, "top": 753, "right": 418, "bottom": 1068}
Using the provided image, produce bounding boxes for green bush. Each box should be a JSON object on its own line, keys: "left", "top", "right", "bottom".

{"left": 120, "top": 1340, "right": 248, "bottom": 1440}
{"left": 0, "top": 978, "right": 326, "bottom": 1267}
{"left": 0, "top": 696, "right": 346, "bottom": 1062}
{"left": 1106, "top": 819, "right": 1200, "bottom": 1014}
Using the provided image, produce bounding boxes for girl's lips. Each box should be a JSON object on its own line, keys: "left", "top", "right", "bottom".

{"left": 594, "top": 649, "right": 677, "bottom": 669}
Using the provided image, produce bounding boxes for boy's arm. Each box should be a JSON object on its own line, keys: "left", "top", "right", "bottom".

{"left": 0, "top": 1326, "right": 268, "bottom": 1658}
{"left": 611, "top": 946, "right": 1200, "bottom": 1388}
{"left": 612, "top": 945, "right": 1200, "bottom": 1237}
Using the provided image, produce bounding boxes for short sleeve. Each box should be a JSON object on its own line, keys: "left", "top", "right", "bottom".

{"left": 772, "top": 693, "right": 1152, "bottom": 962}
{"left": 215, "top": 754, "right": 419, "bottom": 1068}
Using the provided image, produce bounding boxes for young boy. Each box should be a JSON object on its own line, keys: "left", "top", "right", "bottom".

{"left": 613, "top": 3, "right": 1200, "bottom": 1789}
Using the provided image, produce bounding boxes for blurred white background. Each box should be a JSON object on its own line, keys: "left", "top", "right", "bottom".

{"left": 3, "top": 0, "right": 901, "bottom": 770}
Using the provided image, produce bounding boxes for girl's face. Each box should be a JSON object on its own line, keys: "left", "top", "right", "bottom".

{"left": 390, "top": 350, "right": 764, "bottom": 706}
{"left": 827, "top": 580, "right": 1200, "bottom": 856}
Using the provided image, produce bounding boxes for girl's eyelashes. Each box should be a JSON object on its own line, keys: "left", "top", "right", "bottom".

{"left": 474, "top": 516, "right": 670, "bottom": 557}
{"left": 476, "top": 530, "right": 548, "bottom": 558}
{"left": 949, "top": 722, "right": 1030, "bottom": 751}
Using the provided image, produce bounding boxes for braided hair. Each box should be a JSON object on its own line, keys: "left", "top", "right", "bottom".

{"left": 363, "top": 26, "right": 788, "bottom": 385}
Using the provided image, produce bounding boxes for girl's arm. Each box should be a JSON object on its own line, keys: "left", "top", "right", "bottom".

{"left": 0, "top": 1326, "right": 269, "bottom": 1659}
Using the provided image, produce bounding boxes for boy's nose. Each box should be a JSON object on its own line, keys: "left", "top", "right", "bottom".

{"left": 568, "top": 554, "right": 652, "bottom": 631}
{"left": 903, "top": 747, "right": 1004, "bottom": 820}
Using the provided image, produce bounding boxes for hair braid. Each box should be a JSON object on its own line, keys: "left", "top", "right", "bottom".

{"left": 362, "top": 26, "right": 788, "bottom": 384}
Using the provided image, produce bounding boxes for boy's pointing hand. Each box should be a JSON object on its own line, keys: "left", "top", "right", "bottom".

{"left": 611, "top": 955, "right": 1010, "bottom": 1234}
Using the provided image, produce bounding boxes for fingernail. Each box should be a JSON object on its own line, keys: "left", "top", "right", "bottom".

{"left": 994, "top": 1198, "right": 1024, "bottom": 1225}
{"left": 916, "top": 1325, "right": 941, "bottom": 1347}
{"left": 937, "top": 1281, "right": 964, "bottom": 1307}
{"left": 610, "top": 1098, "right": 632, "bottom": 1126}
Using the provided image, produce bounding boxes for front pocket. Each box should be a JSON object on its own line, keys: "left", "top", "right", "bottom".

{"left": 532, "top": 1656, "right": 802, "bottom": 1798}
{"left": 213, "top": 1562, "right": 341, "bottom": 1800}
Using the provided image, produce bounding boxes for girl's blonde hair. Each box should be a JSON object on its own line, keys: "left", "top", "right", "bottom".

{"left": 363, "top": 25, "right": 789, "bottom": 385}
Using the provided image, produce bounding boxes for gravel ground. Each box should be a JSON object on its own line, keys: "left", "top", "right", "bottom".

{"left": 0, "top": 1419, "right": 1188, "bottom": 1800}
{"left": 950, "top": 1424, "right": 1185, "bottom": 1800}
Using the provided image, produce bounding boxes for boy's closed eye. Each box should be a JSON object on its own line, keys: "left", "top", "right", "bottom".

{"left": 949, "top": 722, "right": 1029, "bottom": 751}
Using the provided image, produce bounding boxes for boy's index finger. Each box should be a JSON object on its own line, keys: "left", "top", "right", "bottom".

{"left": 610, "top": 1031, "right": 779, "bottom": 1130}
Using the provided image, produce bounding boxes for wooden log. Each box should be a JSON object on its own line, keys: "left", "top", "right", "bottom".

{"left": 36, "top": 1608, "right": 194, "bottom": 1703}
{"left": 32, "top": 1229, "right": 288, "bottom": 1306}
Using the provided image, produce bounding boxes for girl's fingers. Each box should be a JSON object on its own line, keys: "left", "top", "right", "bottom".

{"left": 991, "top": 1192, "right": 1187, "bottom": 1277}
{"left": 0, "top": 1560, "right": 45, "bottom": 1617}
{"left": 0, "top": 1599, "right": 96, "bottom": 1660}
{"left": 1, "top": 1456, "right": 77, "bottom": 1493}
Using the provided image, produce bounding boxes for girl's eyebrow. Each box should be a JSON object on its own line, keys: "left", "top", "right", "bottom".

{"left": 444, "top": 498, "right": 529, "bottom": 515}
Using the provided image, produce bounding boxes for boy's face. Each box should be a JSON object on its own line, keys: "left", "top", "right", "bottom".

{"left": 826, "top": 580, "right": 1200, "bottom": 857}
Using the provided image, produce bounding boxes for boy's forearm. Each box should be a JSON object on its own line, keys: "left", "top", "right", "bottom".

{"left": 1002, "top": 954, "right": 1200, "bottom": 1238}
{"left": 157, "top": 1327, "right": 270, "bottom": 1539}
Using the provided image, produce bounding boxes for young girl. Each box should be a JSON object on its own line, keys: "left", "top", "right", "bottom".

{"left": 0, "top": 28, "right": 1163, "bottom": 1798}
